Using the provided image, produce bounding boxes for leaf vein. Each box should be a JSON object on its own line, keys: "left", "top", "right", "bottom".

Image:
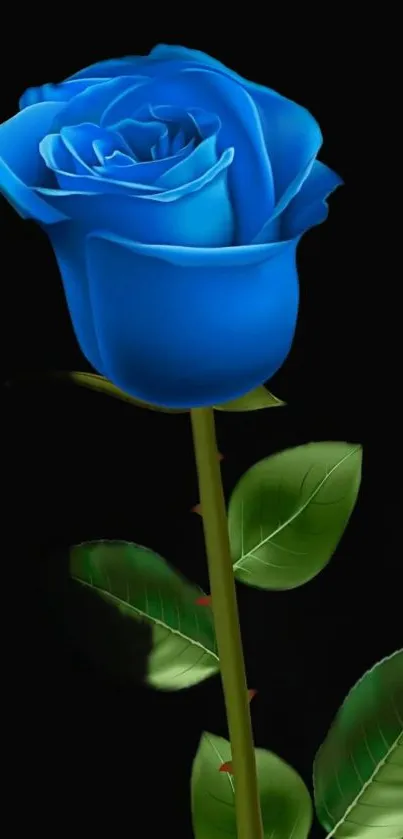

{"left": 73, "top": 577, "right": 219, "bottom": 661}
{"left": 323, "top": 731, "right": 403, "bottom": 839}
{"left": 235, "top": 447, "right": 360, "bottom": 570}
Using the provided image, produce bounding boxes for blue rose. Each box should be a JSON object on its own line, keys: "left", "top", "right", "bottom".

{"left": 0, "top": 44, "right": 342, "bottom": 408}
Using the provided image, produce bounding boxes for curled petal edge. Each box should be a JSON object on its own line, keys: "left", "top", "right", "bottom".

{"left": 281, "top": 160, "right": 344, "bottom": 239}
{"left": 86, "top": 229, "right": 301, "bottom": 267}
{"left": 19, "top": 78, "right": 111, "bottom": 110}
{"left": 35, "top": 146, "right": 234, "bottom": 205}
{"left": 0, "top": 100, "right": 70, "bottom": 223}
{"left": 0, "top": 158, "right": 68, "bottom": 222}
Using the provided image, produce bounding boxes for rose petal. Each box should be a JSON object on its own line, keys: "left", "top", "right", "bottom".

{"left": 51, "top": 76, "right": 149, "bottom": 131}
{"left": 64, "top": 123, "right": 131, "bottom": 165}
{"left": 155, "top": 134, "right": 217, "bottom": 189}
{"left": 94, "top": 141, "right": 194, "bottom": 184}
{"left": 112, "top": 118, "right": 168, "bottom": 160}
{"left": 280, "top": 160, "right": 343, "bottom": 239}
{"left": 40, "top": 134, "right": 206, "bottom": 193}
{"left": 19, "top": 78, "right": 108, "bottom": 110}
{"left": 144, "top": 46, "right": 325, "bottom": 222}
{"left": 69, "top": 57, "right": 144, "bottom": 80}
{"left": 36, "top": 147, "right": 234, "bottom": 246}
{"left": 83, "top": 230, "right": 299, "bottom": 407}
{"left": 0, "top": 102, "right": 68, "bottom": 222}
{"left": 100, "top": 68, "right": 275, "bottom": 243}
{"left": 47, "top": 223, "right": 104, "bottom": 372}
{"left": 40, "top": 133, "right": 74, "bottom": 174}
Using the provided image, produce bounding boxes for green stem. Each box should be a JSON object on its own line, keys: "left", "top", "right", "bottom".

{"left": 191, "top": 408, "right": 264, "bottom": 839}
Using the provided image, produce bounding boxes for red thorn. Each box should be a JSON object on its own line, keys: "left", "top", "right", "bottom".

{"left": 248, "top": 689, "right": 258, "bottom": 702}
{"left": 196, "top": 595, "right": 212, "bottom": 607}
{"left": 219, "top": 761, "right": 234, "bottom": 774}
{"left": 191, "top": 503, "right": 202, "bottom": 516}
{"left": 218, "top": 452, "right": 224, "bottom": 462}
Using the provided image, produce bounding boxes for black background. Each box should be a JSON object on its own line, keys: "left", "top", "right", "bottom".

{"left": 3, "top": 15, "right": 401, "bottom": 838}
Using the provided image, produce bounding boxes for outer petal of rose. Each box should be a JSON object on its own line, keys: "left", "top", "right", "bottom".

{"left": 69, "top": 58, "right": 145, "bottom": 80}
{"left": 83, "top": 232, "right": 299, "bottom": 408}
{"left": 19, "top": 61, "right": 149, "bottom": 110}
{"left": 36, "top": 147, "right": 235, "bottom": 247}
{"left": 250, "top": 94, "right": 322, "bottom": 215}
{"left": 49, "top": 47, "right": 273, "bottom": 95}
{"left": 47, "top": 222, "right": 105, "bottom": 372}
{"left": 149, "top": 55, "right": 322, "bottom": 221}
{"left": 19, "top": 78, "right": 110, "bottom": 109}
{"left": 101, "top": 68, "right": 275, "bottom": 244}
{"left": 147, "top": 45, "right": 304, "bottom": 114}
{"left": 0, "top": 102, "right": 68, "bottom": 222}
{"left": 251, "top": 157, "right": 317, "bottom": 244}
{"left": 280, "top": 160, "right": 343, "bottom": 239}
{"left": 50, "top": 76, "right": 149, "bottom": 132}
{"left": 43, "top": 52, "right": 207, "bottom": 84}
{"left": 149, "top": 44, "right": 252, "bottom": 79}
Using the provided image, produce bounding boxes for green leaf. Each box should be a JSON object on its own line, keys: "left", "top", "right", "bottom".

{"left": 69, "top": 540, "right": 219, "bottom": 690}
{"left": 215, "top": 386, "right": 285, "bottom": 411}
{"left": 191, "top": 731, "right": 312, "bottom": 839}
{"left": 229, "top": 441, "right": 362, "bottom": 590}
{"left": 313, "top": 649, "right": 403, "bottom": 839}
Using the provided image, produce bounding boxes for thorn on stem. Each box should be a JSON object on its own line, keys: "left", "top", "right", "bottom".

{"left": 195, "top": 595, "right": 212, "bottom": 607}
{"left": 248, "top": 689, "right": 258, "bottom": 702}
{"left": 191, "top": 503, "right": 202, "bottom": 516}
{"left": 219, "top": 761, "right": 234, "bottom": 774}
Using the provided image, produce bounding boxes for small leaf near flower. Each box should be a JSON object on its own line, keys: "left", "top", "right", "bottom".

{"left": 214, "top": 385, "right": 285, "bottom": 411}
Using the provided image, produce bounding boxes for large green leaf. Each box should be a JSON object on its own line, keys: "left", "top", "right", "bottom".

{"left": 215, "top": 386, "right": 285, "bottom": 411}
{"left": 228, "top": 441, "right": 362, "bottom": 590}
{"left": 191, "top": 732, "right": 312, "bottom": 839}
{"left": 313, "top": 650, "right": 403, "bottom": 839}
{"left": 70, "top": 540, "right": 219, "bottom": 690}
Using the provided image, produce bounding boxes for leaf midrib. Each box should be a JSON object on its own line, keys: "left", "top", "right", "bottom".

{"left": 234, "top": 447, "right": 359, "bottom": 571}
{"left": 205, "top": 734, "right": 235, "bottom": 797}
{"left": 323, "top": 730, "right": 403, "bottom": 839}
{"left": 73, "top": 576, "right": 219, "bottom": 661}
